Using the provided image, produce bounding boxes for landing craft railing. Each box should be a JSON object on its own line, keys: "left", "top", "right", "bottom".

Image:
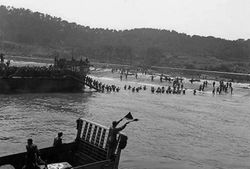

{"left": 75, "top": 118, "right": 125, "bottom": 169}
{"left": 76, "top": 118, "right": 109, "bottom": 151}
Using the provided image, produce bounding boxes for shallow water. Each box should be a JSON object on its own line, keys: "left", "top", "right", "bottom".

{"left": 1, "top": 72, "right": 250, "bottom": 169}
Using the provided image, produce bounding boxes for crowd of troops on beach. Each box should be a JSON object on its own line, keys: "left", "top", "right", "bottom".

{"left": 123, "top": 76, "right": 187, "bottom": 95}
{"left": 193, "top": 80, "right": 233, "bottom": 95}
{"left": 213, "top": 80, "right": 233, "bottom": 95}
{"left": 95, "top": 68, "right": 235, "bottom": 96}
{"left": 1, "top": 53, "right": 235, "bottom": 95}
{"left": 112, "top": 68, "right": 147, "bottom": 81}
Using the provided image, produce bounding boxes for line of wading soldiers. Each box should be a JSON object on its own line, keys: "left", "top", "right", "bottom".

{"left": 124, "top": 84, "right": 186, "bottom": 94}
{"left": 124, "top": 85, "right": 147, "bottom": 92}
{"left": 151, "top": 86, "right": 186, "bottom": 94}
{"left": 198, "top": 81, "right": 208, "bottom": 91}
{"left": 123, "top": 77, "right": 185, "bottom": 94}
{"left": 93, "top": 68, "right": 235, "bottom": 95}
{"left": 22, "top": 132, "right": 63, "bottom": 169}
{"left": 150, "top": 78, "right": 185, "bottom": 94}
{"left": 90, "top": 74, "right": 234, "bottom": 96}
{"left": 212, "top": 81, "right": 233, "bottom": 95}
{"left": 85, "top": 76, "right": 120, "bottom": 92}
{"left": 193, "top": 80, "right": 233, "bottom": 95}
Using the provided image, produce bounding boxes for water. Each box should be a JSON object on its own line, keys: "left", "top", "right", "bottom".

{"left": 1, "top": 71, "right": 250, "bottom": 169}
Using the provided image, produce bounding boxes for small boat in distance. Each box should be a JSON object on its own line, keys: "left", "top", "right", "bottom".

{"left": 0, "top": 118, "right": 128, "bottom": 169}
{"left": 189, "top": 78, "right": 201, "bottom": 83}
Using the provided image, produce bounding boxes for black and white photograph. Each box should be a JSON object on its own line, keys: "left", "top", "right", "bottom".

{"left": 0, "top": 0, "right": 250, "bottom": 169}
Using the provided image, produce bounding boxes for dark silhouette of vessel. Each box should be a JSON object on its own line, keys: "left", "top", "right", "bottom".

{"left": 0, "top": 56, "right": 91, "bottom": 93}
{"left": 0, "top": 118, "right": 128, "bottom": 169}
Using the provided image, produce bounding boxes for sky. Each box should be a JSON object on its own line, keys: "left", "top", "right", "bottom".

{"left": 1, "top": 0, "right": 250, "bottom": 40}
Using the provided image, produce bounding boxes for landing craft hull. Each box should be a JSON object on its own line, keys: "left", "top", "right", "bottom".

{"left": 0, "top": 77, "right": 84, "bottom": 93}
{"left": 0, "top": 118, "right": 125, "bottom": 169}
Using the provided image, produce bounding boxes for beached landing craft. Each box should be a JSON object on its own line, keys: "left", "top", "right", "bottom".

{"left": 0, "top": 118, "right": 128, "bottom": 169}
{"left": 0, "top": 56, "right": 100, "bottom": 93}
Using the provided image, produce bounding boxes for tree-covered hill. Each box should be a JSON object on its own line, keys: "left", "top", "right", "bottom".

{"left": 0, "top": 5, "right": 250, "bottom": 73}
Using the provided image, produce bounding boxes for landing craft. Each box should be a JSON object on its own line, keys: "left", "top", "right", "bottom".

{"left": 0, "top": 56, "right": 91, "bottom": 93}
{"left": 0, "top": 118, "right": 128, "bottom": 169}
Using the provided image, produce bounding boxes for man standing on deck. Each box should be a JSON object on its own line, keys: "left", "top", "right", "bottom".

{"left": 107, "top": 121, "right": 128, "bottom": 160}
{"left": 53, "top": 132, "right": 63, "bottom": 162}
{"left": 53, "top": 132, "right": 63, "bottom": 147}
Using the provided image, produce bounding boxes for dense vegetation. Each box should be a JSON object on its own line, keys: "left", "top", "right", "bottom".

{"left": 0, "top": 5, "right": 250, "bottom": 73}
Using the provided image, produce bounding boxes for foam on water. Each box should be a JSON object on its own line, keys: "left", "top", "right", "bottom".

{"left": 91, "top": 76, "right": 115, "bottom": 81}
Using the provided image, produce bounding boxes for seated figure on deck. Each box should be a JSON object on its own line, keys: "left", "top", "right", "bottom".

{"left": 23, "top": 139, "right": 45, "bottom": 169}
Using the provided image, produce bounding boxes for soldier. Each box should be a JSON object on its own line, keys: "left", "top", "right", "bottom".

{"left": 23, "top": 139, "right": 45, "bottom": 169}
{"left": 107, "top": 121, "right": 128, "bottom": 160}
{"left": 53, "top": 132, "right": 63, "bottom": 162}
{"left": 53, "top": 132, "right": 63, "bottom": 147}
{"left": 0, "top": 53, "right": 4, "bottom": 63}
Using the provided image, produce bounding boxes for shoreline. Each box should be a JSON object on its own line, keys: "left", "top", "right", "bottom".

{"left": 3, "top": 55, "right": 250, "bottom": 83}
{"left": 90, "top": 67, "right": 250, "bottom": 86}
{"left": 89, "top": 68, "right": 250, "bottom": 96}
{"left": 3, "top": 54, "right": 250, "bottom": 85}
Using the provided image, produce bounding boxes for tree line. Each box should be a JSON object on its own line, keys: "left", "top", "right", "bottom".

{"left": 0, "top": 5, "right": 250, "bottom": 73}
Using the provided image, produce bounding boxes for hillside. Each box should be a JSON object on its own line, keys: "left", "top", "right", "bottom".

{"left": 0, "top": 5, "right": 250, "bottom": 73}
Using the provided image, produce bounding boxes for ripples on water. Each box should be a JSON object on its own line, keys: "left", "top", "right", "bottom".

{"left": 1, "top": 73, "right": 250, "bottom": 169}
